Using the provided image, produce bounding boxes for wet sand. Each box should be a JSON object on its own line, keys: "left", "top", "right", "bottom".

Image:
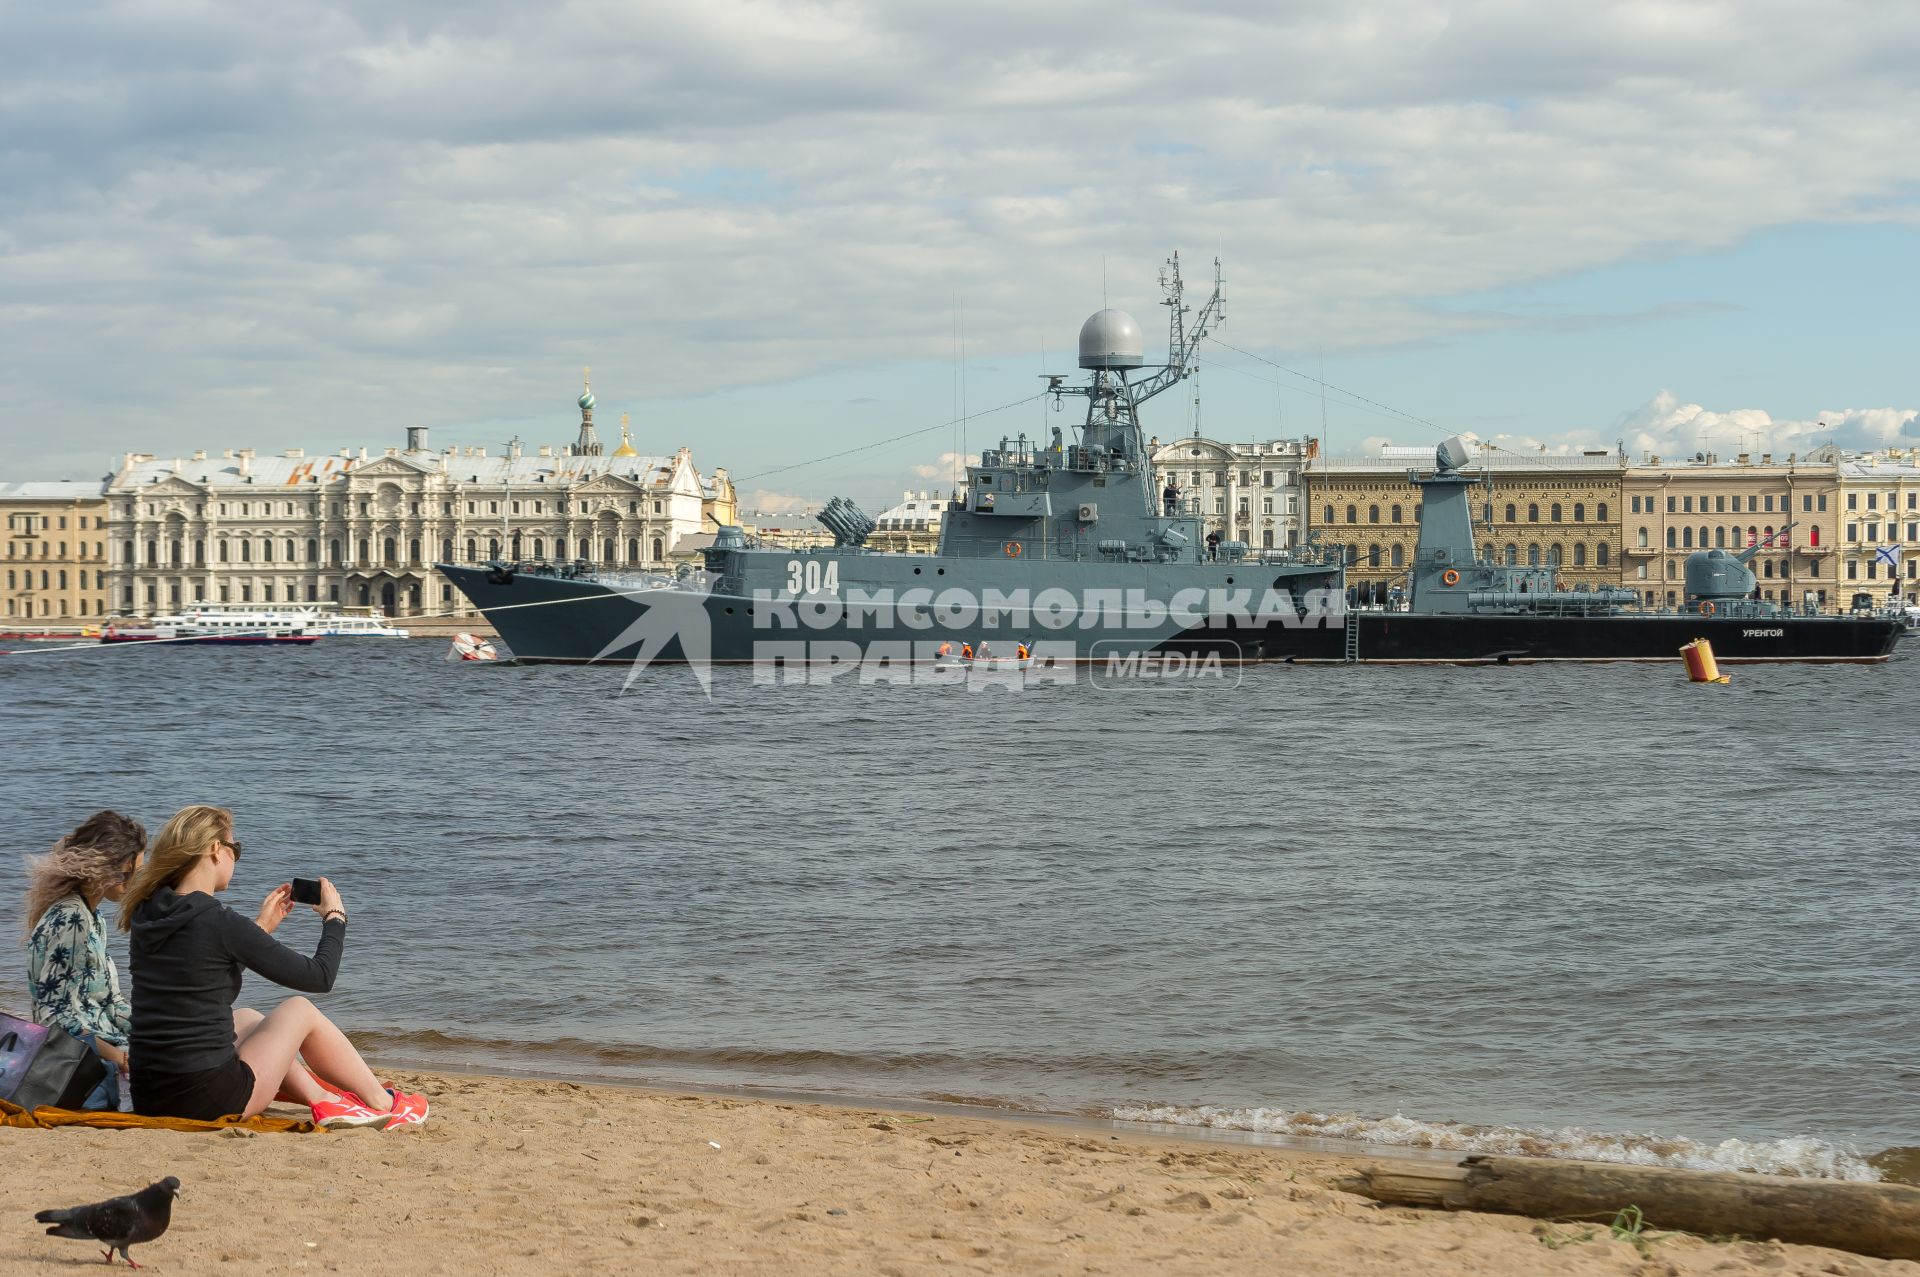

{"left": 1, "top": 1071, "right": 1912, "bottom": 1275}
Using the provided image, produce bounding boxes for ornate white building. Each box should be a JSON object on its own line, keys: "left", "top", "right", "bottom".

{"left": 104, "top": 385, "right": 736, "bottom": 617}
{"left": 1148, "top": 436, "right": 1314, "bottom": 550}
{"left": 869, "top": 490, "right": 947, "bottom": 553}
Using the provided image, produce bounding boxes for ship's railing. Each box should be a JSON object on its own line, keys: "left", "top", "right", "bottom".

{"left": 454, "top": 557, "right": 686, "bottom": 590}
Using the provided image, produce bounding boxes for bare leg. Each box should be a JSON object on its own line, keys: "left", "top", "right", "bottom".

{"left": 235, "top": 997, "right": 393, "bottom": 1118}
{"left": 232, "top": 1008, "right": 329, "bottom": 1106}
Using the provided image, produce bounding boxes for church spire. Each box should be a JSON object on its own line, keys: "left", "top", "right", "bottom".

{"left": 611, "top": 410, "right": 639, "bottom": 458}
{"left": 573, "top": 365, "right": 602, "bottom": 457}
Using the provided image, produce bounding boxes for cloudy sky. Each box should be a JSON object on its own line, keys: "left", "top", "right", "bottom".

{"left": 3, "top": 0, "right": 1917, "bottom": 514}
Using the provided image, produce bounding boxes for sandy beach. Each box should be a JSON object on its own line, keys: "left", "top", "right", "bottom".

{"left": 1, "top": 1072, "right": 1912, "bottom": 1276}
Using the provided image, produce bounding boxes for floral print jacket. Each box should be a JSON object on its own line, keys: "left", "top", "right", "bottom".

{"left": 27, "top": 892, "right": 130, "bottom": 1049}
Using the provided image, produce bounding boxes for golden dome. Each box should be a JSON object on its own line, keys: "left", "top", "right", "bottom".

{"left": 611, "top": 411, "right": 639, "bottom": 458}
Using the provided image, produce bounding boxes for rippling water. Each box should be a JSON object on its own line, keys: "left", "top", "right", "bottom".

{"left": 4, "top": 639, "right": 1916, "bottom": 1177}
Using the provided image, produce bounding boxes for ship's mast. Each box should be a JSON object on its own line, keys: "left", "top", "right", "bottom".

{"left": 1049, "top": 253, "right": 1225, "bottom": 460}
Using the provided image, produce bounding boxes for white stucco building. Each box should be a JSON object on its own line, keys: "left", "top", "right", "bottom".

{"left": 103, "top": 389, "right": 735, "bottom": 616}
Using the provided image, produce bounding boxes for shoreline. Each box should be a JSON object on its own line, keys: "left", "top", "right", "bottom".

{"left": 367, "top": 1050, "right": 1476, "bottom": 1168}
{"left": 3, "top": 1068, "right": 1912, "bottom": 1275}
{"left": 359, "top": 1041, "right": 1907, "bottom": 1185}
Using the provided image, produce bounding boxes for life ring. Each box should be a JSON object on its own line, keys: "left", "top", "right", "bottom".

{"left": 1003, "top": 541, "right": 1023, "bottom": 559}
{"left": 1700, "top": 600, "right": 1716, "bottom": 617}
{"left": 1441, "top": 569, "right": 1461, "bottom": 586}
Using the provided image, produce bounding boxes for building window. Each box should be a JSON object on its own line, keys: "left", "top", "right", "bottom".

{"left": 1504, "top": 503, "right": 1516, "bottom": 522}
{"left": 1390, "top": 543, "right": 1404, "bottom": 567}
{"left": 409, "top": 538, "right": 421, "bottom": 564}
{"left": 1597, "top": 502, "right": 1608, "bottom": 522}
{"left": 1390, "top": 504, "right": 1402, "bottom": 523}
{"left": 602, "top": 538, "right": 616, "bottom": 563}
{"left": 1503, "top": 545, "right": 1517, "bottom": 566}
{"left": 1848, "top": 493, "right": 1857, "bottom": 510}
{"left": 627, "top": 537, "right": 639, "bottom": 563}
{"left": 1527, "top": 503, "right": 1539, "bottom": 522}
{"left": 1368, "top": 545, "right": 1381, "bottom": 568}
{"left": 1367, "top": 504, "right": 1379, "bottom": 523}
{"left": 1597, "top": 543, "right": 1609, "bottom": 567}
{"left": 1346, "top": 504, "right": 1357, "bottom": 524}
{"left": 531, "top": 537, "right": 544, "bottom": 559}
{"left": 1573, "top": 543, "right": 1587, "bottom": 566}
{"left": 261, "top": 539, "right": 272, "bottom": 563}
{"left": 329, "top": 539, "right": 342, "bottom": 565}
{"left": 1572, "top": 503, "right": 1584, "bottom": 523}
{"left": 1527, "top": 545, "right": 1541, "bottom": 566}
{"left": 466, "top": 538, "right": 477, "bottom": 560}
{"left": 653, "top": 537, "right": 664, "bottom": 560}
{"left": 1550, "top": 503, "right": 1562, "bottom": 523}
{"left": 1667, "top": 496, "right": 1676, "bottom": 513}
{"left": 1666, "top": 527, "right": 1676, "bottom": 548}
{"left": 1810, "top": 527, "right": 1820, "bottom": 547}
{"left": 1323, "top": 505, "right": 1334, "bottom": 525}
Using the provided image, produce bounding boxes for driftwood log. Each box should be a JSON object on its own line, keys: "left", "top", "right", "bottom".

{"left": 1334, "top": 1155, "right": 1920, "bottom": 1262}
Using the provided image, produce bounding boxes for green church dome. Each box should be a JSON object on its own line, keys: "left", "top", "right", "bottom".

{"left": 578, "top": 390, "right": 596, "bottom": 410}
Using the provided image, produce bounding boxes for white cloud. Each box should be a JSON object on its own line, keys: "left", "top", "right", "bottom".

{"left": 2, "top": 1, "right": 1919, "bottom": 476}
{"left": 909, "top": 452, "right": 969, "bottom": 483}
{"left": 1609, "top": 392, "right": 1920, "bottom": 460}
{"left": 738, "top": 488, "right": 816, "bottom": 516}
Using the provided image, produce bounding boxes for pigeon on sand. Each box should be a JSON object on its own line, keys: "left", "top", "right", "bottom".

{"left": 35, "top": 1177, "right": 181, "bottom": 1269}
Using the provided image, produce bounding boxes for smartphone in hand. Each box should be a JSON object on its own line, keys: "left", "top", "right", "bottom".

{"left": 290, "top": 878, "right": 324, "bottom": 906}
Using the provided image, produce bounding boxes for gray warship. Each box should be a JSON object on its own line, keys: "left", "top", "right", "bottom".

{"left": 438, "top": 256, "right": 1352, "bottom": 668}
{"left": 437, "top": 256, "right": 1901, "bottom": 666}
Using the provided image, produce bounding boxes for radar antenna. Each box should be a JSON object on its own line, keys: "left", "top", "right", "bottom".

{"left": 1131, "top": 252, "right": 1224, "bottom": 406}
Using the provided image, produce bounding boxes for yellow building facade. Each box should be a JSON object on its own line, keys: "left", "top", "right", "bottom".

{"left": 1, "top": 481, "right": 110, "bottom": 623}
{"left": 1303, "top": 447, "right": 1625, "bottom": 598}
{"left": 1620, "top": 452, "right": 1841, "bottom": 611}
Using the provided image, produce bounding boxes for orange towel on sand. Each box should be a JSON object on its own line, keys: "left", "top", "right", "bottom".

{"left": 0, "top": 1097, "right": 317, "bottom": 1133}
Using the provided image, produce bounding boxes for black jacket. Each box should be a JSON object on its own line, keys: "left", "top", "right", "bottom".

{"left": 127, "top": 887, "right": 345, "bottom": 1075}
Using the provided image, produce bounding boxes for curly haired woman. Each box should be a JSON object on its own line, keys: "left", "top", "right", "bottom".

{"left": 23, "top": 811, "right": 149, "bottom": 1109}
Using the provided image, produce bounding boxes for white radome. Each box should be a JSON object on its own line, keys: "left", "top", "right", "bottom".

{"left": 1078, "top": 309, "right": 1145, "bottom": 369}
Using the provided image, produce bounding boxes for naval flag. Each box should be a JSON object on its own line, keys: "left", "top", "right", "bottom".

{"left": 1874, "top": 544, "right": 1903, "bottom": 573}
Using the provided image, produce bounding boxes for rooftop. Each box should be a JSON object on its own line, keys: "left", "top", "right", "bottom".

{"left": 109, "top": 446, "right": 683, "bottom": 491}
{"left": 0, "top": 479, "right": 107, "bottom": 502}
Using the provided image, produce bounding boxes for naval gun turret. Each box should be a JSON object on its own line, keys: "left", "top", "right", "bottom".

{"left": 1683, "top": 523, "right": 1796, "bottom": 617}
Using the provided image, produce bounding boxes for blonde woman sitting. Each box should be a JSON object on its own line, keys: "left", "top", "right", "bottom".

{"left": 120, "top": 805, "right": 427, "bottom": 1129}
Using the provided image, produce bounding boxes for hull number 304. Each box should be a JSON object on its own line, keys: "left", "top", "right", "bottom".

{"left": 787, "top": 559, "right": 840, "bottom": 595}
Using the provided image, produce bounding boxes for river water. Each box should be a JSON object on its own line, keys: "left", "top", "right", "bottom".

{"left": 4, "top": 639, "right": 1915, "bottom": 1179}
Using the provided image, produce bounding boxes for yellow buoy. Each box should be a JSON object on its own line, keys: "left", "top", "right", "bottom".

{"left": 1680, "top": 638, "right": 1729, "bottom": 684}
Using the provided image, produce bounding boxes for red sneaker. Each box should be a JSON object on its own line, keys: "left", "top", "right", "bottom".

{"left": 311, "top": 1092, "right": 386, "bottom": 1129}
{"left": 381, "top": 1088, "right": 429, "bottom": 1131}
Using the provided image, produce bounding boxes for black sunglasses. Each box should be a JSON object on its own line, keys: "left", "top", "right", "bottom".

{"left": 223, "top": 839, "right": 243, "bottom": 861}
